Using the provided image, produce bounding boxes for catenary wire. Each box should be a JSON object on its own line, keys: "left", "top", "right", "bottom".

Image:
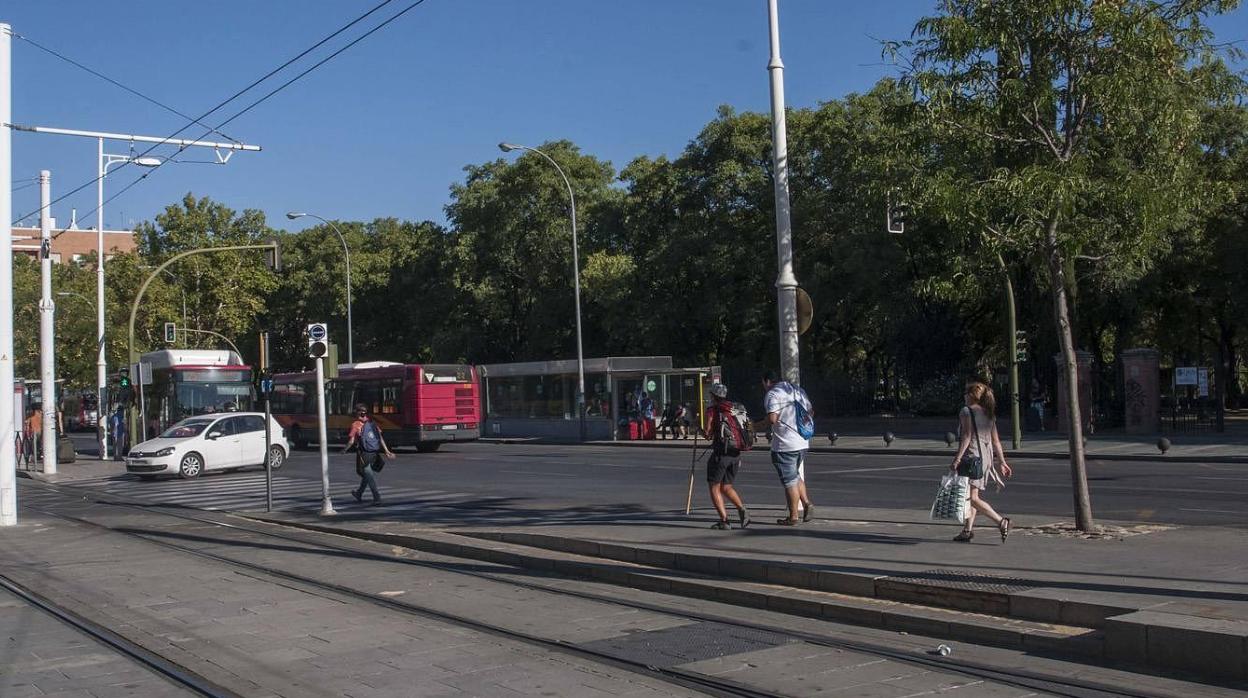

{"left": 96, "top": 0, "right": 433, "bottom": 216}
{"left": 12, "top": 0, "right": 403, "bottom": 227}
{"left": 12, "top": 32, "right": 241, "bottom": 144}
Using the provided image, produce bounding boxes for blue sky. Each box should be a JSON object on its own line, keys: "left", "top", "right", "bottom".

{"left": 5, "top": 1, "right": 1245, "bottom": 232}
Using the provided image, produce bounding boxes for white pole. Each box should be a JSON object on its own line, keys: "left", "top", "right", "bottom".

{"left": 38, "top": 170, "right": 57, "bottom": 475}
{"left": 0, "top": 23, "right": 17, "bottom": 525}
{"left": 315, "top": 356, "right": 335, "bottom": 516}
{"left": 96, "top": 137, "right": 109, "bottom": 460}
{"left": 766, "top": 0, "right": 800, "bottom": 384}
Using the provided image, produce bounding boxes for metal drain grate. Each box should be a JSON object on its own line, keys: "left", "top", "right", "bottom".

{"left": 577, "top": 621, "right": 794, "bottom": 668}
{"left": 881, "top": 568, "right": 1035, "bottom": 594}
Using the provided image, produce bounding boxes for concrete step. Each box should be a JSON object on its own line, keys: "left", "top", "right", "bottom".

{"left": 459, "top": 530, "right": 1129, "bottom": 629}
{"left": 249, "top": 516, "right": 1100, "bottom": 661}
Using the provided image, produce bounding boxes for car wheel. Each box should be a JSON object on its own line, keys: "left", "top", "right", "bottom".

{"left": 179, "top": 452, "right": 204, "bottom": 479}
{"left": 415, "top": 442, "right": 441, "bottom": 453}
{"left": 267, "top": 445, "right": 286, "bottom": 470}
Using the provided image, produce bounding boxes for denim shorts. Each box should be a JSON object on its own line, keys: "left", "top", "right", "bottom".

{"left": 770, "top": 450, "right": 804, "bottom": 488}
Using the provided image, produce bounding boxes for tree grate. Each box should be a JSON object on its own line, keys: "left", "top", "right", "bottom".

{"left": 881, "top": 568, "right": 1036, "bottom": 595}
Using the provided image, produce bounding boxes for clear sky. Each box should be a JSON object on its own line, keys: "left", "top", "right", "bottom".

{"left": 5, "top": 1, "right": 1245, "bottom": 233}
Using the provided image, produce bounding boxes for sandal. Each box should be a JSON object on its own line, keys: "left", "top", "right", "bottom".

{"left": 802, "top": 504, "right": 815, "bottom": 523}
{"left": 738, "top": 508, "right": 751, "bottom": 529}
{"left": 999, "top": 517, "right": 1011, "bottom": 542}
{"left": 953, "top": 530, "right": 974, "bottom": 542}
{"left": 711, "top": 520, "right": 731, "bottom": 530}
{"left": 775, "top": 518, "right": 800, "bottom": 526}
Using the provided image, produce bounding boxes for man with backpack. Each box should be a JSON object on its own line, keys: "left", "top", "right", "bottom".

{"left": 701, "top": 383, "right": 752, "bottom": 530}
{"left": 762, "top": 372, "right": 816, "bottom": 525}
{"left": 343, "top": 403, "right": 395, "bottom": 506}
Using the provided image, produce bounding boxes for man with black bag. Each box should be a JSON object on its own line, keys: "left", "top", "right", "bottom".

{"left": 344, "top": 403, "right": 395, "bottom": 506}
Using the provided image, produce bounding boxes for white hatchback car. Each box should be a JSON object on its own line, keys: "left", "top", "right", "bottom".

{"left": 126, "top": 413, "right": 289, "bottom": 479}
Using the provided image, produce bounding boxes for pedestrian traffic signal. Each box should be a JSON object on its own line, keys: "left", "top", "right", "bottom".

{"left": 164, "top": 322, "right": 176, "bottom": 344}
{"left": 117, "top": 370, "right": 133, "bottom": 405}
{"left": 307, "top": 322, "right": 329, "bottom": 359}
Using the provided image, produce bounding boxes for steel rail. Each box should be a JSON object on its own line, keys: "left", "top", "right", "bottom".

{"left": 0, "top": 573, "right": 242, "bottom": 698}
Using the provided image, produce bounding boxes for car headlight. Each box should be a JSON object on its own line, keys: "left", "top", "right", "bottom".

{"left": 154, "top": 447, "right": 176, "bottom": 457}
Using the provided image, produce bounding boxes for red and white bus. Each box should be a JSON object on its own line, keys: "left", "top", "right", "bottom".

{"left": 271, "top": 361, "right": 480, "bottom": 452}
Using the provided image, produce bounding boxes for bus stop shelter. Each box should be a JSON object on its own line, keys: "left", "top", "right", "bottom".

{"left": 479, "top": 356, "right": 720, "bottom": 441}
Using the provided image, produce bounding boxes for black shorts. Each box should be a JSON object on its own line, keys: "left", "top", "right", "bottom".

{"left": 707, "top": 452, "right": 740, "bottom": 484}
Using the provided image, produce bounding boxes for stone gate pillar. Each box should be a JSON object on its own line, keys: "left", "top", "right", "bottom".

{"left": 1121, "top": 348, "right": 1161, "bottom": 434}
{"left": 1053, "top": 350, "right": 1093, "bottom": 433}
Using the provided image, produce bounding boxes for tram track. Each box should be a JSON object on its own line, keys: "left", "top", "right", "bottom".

{"left": 19, "top": 479, "right": 1208, "bottom": 698}
{"left": 0, "top": 572, "right": 241, "bottom": 698}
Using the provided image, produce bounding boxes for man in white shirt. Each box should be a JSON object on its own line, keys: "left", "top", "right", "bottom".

{"left": 762, "top": 371, "right": 815, "bottom": 525}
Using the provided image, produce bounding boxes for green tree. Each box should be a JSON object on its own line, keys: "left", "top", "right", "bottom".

{"left": 903, "top": 0, "right": 1240, "bottom": 529}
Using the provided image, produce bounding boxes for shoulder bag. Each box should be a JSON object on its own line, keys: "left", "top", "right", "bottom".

{"left": 956, "top": 409, "right": 986, "bottom": 480}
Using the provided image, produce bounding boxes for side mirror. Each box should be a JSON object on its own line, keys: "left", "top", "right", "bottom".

{"left": 206, "top": 431, "right": 222, "bottom": 440}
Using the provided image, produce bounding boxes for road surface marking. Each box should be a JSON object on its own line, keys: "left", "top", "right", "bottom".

{"left": 1179, "top": 508, "right": 1243, "bottom": 514}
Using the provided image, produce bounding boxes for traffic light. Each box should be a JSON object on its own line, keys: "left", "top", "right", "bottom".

{"left": 164, "top": 322, "right": 176, "bottom": 344}
{"left": 307, "top": 322, "right": 329, "bottom": 359}
{"left": 265, "top": 238, "right": 282, "bottom": 273}
{"left": 886, "top": 191, "right": 906, "bottom": 235}
{"left": 117, "top": 369, "right": 133, "bottom": 405}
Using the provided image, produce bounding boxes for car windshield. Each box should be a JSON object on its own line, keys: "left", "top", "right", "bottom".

{"left": 160, "top": 419, "right": 216, "bottom": 439}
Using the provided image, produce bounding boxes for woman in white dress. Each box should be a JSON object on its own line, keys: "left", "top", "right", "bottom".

{"left": 949, "top": 381, "right": 1013, "bottom": 542}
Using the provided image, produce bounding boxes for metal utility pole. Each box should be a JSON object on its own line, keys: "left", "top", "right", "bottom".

{"left": 259, "top": 332, "right": 272, "bottom": 513}
{"left": 38, "top": 171, "right": 57, "bottom": 474}
{"left": 0, "top": 22, "right": 16, "bottom": 525}
{"left": 5, "top": 124, "right": 261, "bottom": 460}
{"left": 766, "top": 0, "right": 800, "bottom": 384}
{"left": 315, "top": 354, "right": 334, "bottom": 516}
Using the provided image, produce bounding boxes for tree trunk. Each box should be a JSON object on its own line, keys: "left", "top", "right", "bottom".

{"left": 1045, "top": 217, "right": 1095, "bottom": 532}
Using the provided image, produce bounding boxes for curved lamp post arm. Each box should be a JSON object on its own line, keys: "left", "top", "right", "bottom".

{"left": 287, "top": 212, "right": 353, "bottom": 365}
{"left": 175, "top": 328, "right": 243, "bottom": 359}
{"left": 499, "top": 142, "right": 586, "bottom": 439}
{"left": 128, "top": 243, "right": 279, "bottom": 367}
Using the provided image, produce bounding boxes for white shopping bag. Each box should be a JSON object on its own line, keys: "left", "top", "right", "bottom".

{"left": 929, "top": 474, "right": 970, "bottom": 523}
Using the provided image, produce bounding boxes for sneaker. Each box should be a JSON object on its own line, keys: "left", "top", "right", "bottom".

{"left": 710, "top": 520, "right": 730, "bottom": 530}
{"left": 351, "top": 490, "right": 362, "bottom": 504}
{"left": 738, "top": 508, "right": 750, "bottom": 529}
{"left": 802, "top": 503, "right": 815, "bottom": 523}
{"left": 371, "top": 499, "right": 382, "bottom": 507}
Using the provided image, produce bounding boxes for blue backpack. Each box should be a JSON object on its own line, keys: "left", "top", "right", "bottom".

{"left": 360, "top": 420, "right": 382, "bottom": 452}
{"left": 794, "top": 399, "right": 815, "bottom": 439}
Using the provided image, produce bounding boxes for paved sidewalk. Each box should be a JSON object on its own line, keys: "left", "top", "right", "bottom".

{"left": 264, "top": 500, "right": 1248, "bottom": 683}
{"left": 565, "top": 432, "right": 1248, "bottom": 462}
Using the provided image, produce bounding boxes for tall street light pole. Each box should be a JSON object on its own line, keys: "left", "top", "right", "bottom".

{"left": 1, "top": 23, "right": 16, "bottom": 525}
{"left": 8, "top": 124, "right": 261, "bottom": 459}
{"left": 38, "top": 170, "right": 57, "bottom": 475}
{"left": 286, "top": 213, "right": 353, "bottom": 364}
{"left": 766, "top": 0, "right": 800, "bottom": 385}
{"left": 498, "top": 142, "right": 587, "bottom": 441}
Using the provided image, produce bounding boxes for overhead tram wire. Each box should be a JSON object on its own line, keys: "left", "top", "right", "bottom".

{"left": 13, "top": 32, "right": 242, "bottom": 145}
{"left": 90, "top": 0, "right": 433, "bottom": 225}
{"left": 10, "top": 0, "right": 403, "bottom": 227}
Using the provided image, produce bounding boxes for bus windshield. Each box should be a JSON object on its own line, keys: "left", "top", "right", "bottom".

{"left": 171, "top": 368, "right": 254, "bottom": 419}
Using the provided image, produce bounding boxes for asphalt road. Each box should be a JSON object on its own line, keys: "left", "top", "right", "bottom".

{"left": 66, "top": 433, "right": 1246, "bottom": 526}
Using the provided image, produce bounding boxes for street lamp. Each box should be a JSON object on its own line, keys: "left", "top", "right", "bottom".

{"left": 497, "top": 142, "right": 587, "bottom": 441}
{"left": 286, "top": 212, "right": 353, "bottom": 365}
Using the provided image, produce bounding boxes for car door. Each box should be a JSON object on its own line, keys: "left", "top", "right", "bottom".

{"left": 201, "top": 416, "right": 243, "bottom": 470}
{"left": 237, "top": 415, "right": 268, "bottom": 467}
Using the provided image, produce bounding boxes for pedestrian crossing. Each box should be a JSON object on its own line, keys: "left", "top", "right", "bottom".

{"left": 58, "top": 472, "right": 493, "bottom": 514}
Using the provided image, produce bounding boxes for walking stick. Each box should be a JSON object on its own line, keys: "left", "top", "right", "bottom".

{"left": 685, "top": 432, "right": 698, "bottom": 515}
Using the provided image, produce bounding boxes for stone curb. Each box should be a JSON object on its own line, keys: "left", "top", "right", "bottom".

{"left": 480, "top": 438, "right": 1248, "bottom": 464}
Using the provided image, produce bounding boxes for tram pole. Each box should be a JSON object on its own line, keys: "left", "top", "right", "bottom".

{"left": 315, "top": 355, "right": 334, "bottom": 516}
{"left": 259, "top": 332, "right": 272, "bottom": 513}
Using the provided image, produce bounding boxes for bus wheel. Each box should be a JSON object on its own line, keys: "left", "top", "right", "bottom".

{"left": 415, "top": 442, "right": 441, "bottom": 453}
{"left": 267, "top": 445, "right": 286, "bottom": 470}
{"left": 291, "top": 427, "right": 308, "bottom": 450}
{"left": 179, "top": 452, "right": 204, "bottom": 479}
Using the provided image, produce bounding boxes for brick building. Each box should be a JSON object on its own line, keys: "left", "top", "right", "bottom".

{"left": 10, "top": 219, "right": 136, "bottom": 264}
